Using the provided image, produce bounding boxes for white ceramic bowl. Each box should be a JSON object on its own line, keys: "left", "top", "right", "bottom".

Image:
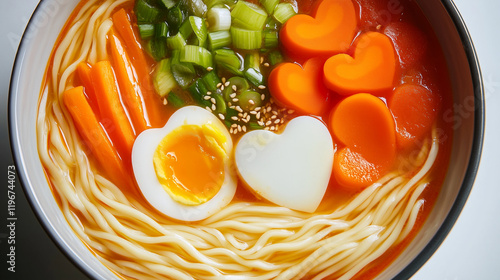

{"left": 9, "top": 0, "right": 484, "bottom": 279}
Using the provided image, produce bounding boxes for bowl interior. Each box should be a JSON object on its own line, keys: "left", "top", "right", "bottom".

{"left": 9, "top": 0, "right": 483, "bottom": 279}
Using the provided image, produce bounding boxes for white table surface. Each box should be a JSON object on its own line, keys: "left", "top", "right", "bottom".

{"left": 1, "top": 0, "right": 498, "bottom": 279}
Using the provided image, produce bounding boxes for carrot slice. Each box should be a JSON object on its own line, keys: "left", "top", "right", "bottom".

{"left": 62, "top": 86, "right": 128, "bottom": 186}
{"left": 331, "top": 93, "right": 396, "bottom": 189}
{"left": 112, "top": 8, "right": 164, "bottom": 127}
{"left": 268, "top": 57, "right": 329, "bottom": 115}
{"left": 389, "top": 84, "right": 440, "bottom": 150}
{"left": 75, "top": 62, "right": 99, "bottom": 114}
{"left": 280, "top": 0, "right": 357, "bottom": 59}
{"left": 91, "top": 60, "right": 135, "bottom": 159}
{"left": 323, "top": 32, "right": 397, "bottom": 96}
{"left": 109, "top": 30, "right": 150, "bottom": 134}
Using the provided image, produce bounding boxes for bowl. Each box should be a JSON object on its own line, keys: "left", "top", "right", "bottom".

{"left": 9, "top": 0, "right": 484, "bottom": 279}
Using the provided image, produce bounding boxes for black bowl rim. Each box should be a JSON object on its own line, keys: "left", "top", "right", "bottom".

{"left": 8, "top": 0, "right": 485, "bottom": 279}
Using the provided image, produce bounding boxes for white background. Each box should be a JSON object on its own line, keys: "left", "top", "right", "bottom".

{"left": 1, "top": 0, "right": 499, "bottom": 279}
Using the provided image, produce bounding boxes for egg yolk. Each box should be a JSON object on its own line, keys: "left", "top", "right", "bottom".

{"left": 153, "top": 125, "right": 227, "bottom": 205}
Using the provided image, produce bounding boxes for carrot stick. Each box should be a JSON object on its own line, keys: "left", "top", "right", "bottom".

{"left": 330, "top": 93, "right": 396, "bottom": 189}
{"left": 389, "top": 84, "right": 440, "bottom": 150}
{"left": 112, "top": 8, "right": 164, "bottom": 127}
{"left": 62, "top": 86, "right": 128, "bottom": 187}
{"left": 75, "top": 62, "right": 99, "bottom": 114}
{"left": 91, "top": 60, "right": 135, "bottom": 159}
{"left": 109, "top": 30, "right": 150, "bottom": 134}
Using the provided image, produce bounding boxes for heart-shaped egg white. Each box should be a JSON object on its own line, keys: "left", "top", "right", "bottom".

{"left": 235, "top": 116, "right": 334, "bottom": 212}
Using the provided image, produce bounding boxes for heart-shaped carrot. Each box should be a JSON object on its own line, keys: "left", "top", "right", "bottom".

{"left": 268, "top": 57, "right": 330, "bottom": 115}
{"left": 389, "top": 84, "right": 441, "bottom": 150}
{"left": 324, "top": 32, "right": 397, "bottom": 96}
{"left": 330, "top": 93, "right": 396, "bottom": 190}
{"left": 280, "top": 0, "right": 357, "bottom": 60}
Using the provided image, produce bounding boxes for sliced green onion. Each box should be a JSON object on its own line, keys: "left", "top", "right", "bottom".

{"left": 135, "top": 0, "right": 161, "bottom": 23}
{"left": 167, "top": 91, "right": 186, "bottom": 107}
{"left": 154, "top": 59, "right": 177, "bottom": 97}
{"left": 230, "top": 27, "right": 262, "bottom": 50}
{"left": 185, "top": 0, "right": 207, "bottom": 17}
{"left": 138, "top": 24, "right": 155, "bottom": 39}
{"left": 180, "top": 45, "right": 213, "bottom": 68}
{"left": 260, "top": 0, "right": 279, "bottom": 14}
{"left": 188, "top": 79, "right": 212, "bottom": 107}
{"left": 155, "top": 22, "right": 169, "bottom": 38}
{"left": 263, "top": 30, "right": 278, "bottom": 48}
{"left": 244, "top": 52, "right": 261, "bottom": 72}
{"left": 212, "top": 93, "right": 227, "bottom": 115}
{"left": 273, "top": 3, "right": 297, "bottom": 24}
{"left": 208, "top": 30, "right": 231, "bottom": 50}
{"left": 248, "top": 122, "right": 265, "bottom": 130}
{"left": 190, "top": 16, "right": 208, "bottom": 47}
{"left": 244, "top": 68, "right": 264, "bottom": 87}
{"left": 264, "top": 17, "right": 280, "bottom": 30}
{"left": 268, "top": 50, "right": 283, "bottom": 65}
{"left": 171, "top": 50, "right": 196, "bottom": 88}
{"left": 231, "top": 1, "right": 268, "bottom": 31}
{"left": 205, "top": 0, "right": 237, "bottom": 9}
{"left": 148, "top": 38, "right": 168, "bottom": 61}
{"left": 167, "top": 32, "right": 187, "bottom": 49}
{"left": 166, "top": 6, "right": 185, "bottom": 34}
{"left": 214, "top": 49, "right": 243, "bottom": 75}
{"left": 179, "top": 19, "right": 193, "bottom": 39}
{"left": 201, "top": 71, "right": 222, "bottom": 92}
{"left": 161, "top": 0, "right": 176, "bottom": 9}
{"left": 223, "top": 76, "right": 249, "bottom": 101}
{"left": 207, "top": 7, "right": 231, "bottom": 31}
{"left": 238, "top": 90, "right": 262, "bottom": 111}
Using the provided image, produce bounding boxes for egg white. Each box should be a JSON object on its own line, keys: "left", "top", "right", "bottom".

{"left": 132, "top": 106, "right": 237, "bottom": 221}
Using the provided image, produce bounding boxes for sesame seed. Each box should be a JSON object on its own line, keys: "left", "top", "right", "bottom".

{"left": 207, "top": 66, "right": 214, "bottom": 71}
{"left": 230, "top": 128, "right": 234, "bottom": 133}
{"left": 233, "top": 98, "right": 239, "bottom": 102}
{"left": 266, "top": 120, "right": 272, "bottom": 126}
{"left": 264, "top": 127, "right": 270, "bottom": 131}
{"left": 249, "top": 100, "right": 255, "bottom": 105}
{"left": 258, "top": 85, "right": 266, "bottom": 90}
{"left": 258, "top": 121, "right": 264, "bottom": 126}
{"left": 255, "top": 107, "right": 261, "bottom": 111}
{"left": 207, "top": 91, "right": 212, "bottom": 95}
{"left": 288, "top": 109, "right": 295, "bottom": 114}
{"left": 236, "top": 106, "right": 243, "bottom": 112}
{"left": 206, "top": 106, "right": 212, "bottom": 112}
{"left": 250, "top": 110, "right": 257, "bottom": 115}
{"left": 222, "top": 77, "right": 226, "bottom": 83}
{"left": 225, "top": 81, "right": 230, "bottom": 87}
{"left": 163, "top": 98, "right": 168, "bottom": 105}
{"left": 242, "top": 126, "right": 247, "bottom": 132}
{"left": 237, "top": 125, "right": 242, "bottom": 132}
{"left": 270, "top": 126, "right": 275, "bottom": 131}
{"left": 246, "top": 115, "right": 251, "bottom": 122}
{"left": 272, "top": 110, "right": 278, "bottom": 115}
{"left": 211, "top": 98, "right": 216, "bottom": 104}
{"left": 212, "top": 104, "right": 216, "bottom": 111}
{"left": 274, "top": 119, "right": 281, "bottom": 124}
{"left": 242, "top": 118, "right": 248, "bottom": 123}
{"left": 231, "top": 116, "right": 238, "bottom": 121}
{"left": 232, "top": 85, "right": 237, "bottom": 91}
{"left": 219, "top": 113, "right": 225, "bottom": 120}
{"left": 230, "top": 93, "right": 237, "bottom": 98}
{"left": 260, "top": 56, "right": 264, "bottom": 64}
{"left": 229, "top": 105, "right": 235, "bottom": 109}
{"left": 256, "top": 112, "right": 261, "bottom": 119}
{"left": 231, "top": 123, "right": 237, "bottom": 128}
{"left": 221, "top": 85, "right": 225, "bottom": 91}
{"left": 204, "top": 95, "right": 211, "bottom": 100}
{"left": 243, "top": 112, "right": 248, "bottom": 118}
{"left": 263, "top": 62, "right": 270, "bottom": 67}
{"left": 261, "top": 94, "right": 265, "bottom": 101}
{"left": 216, "top": 83, "right": 222, "bottom": 88}
{"left": 271, "top": 115, "right": 277, "bottom": 119}
{"left": 281, "top": 119, "right": 285, "bottom": 124}
{"left": 267, "top": 107, "right": 272, "bottom": 112}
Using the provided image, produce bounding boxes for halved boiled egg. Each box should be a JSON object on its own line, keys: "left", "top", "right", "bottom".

{"left": 132, "top": 106, "right": 237, "bottom": 221}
